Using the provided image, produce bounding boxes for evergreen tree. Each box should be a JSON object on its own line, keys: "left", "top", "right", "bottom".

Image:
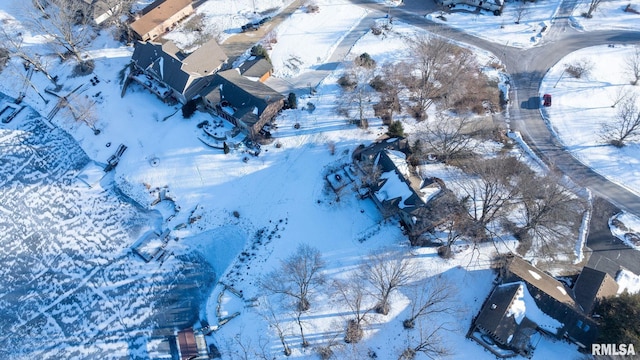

{"left": 182, "top": 99, "right": 197, "bottom": 118}
{"left": 387, "top": 120, "right": 404, "bottom": 138}
{"left": 594, "top": 292, "right": 640, "bottom": 345}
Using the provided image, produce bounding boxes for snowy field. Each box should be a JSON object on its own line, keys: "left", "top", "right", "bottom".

{"left": 572, "top": 0, "right": 640, "bottom": 31}
{"left": 0, "top": 0, "right": 638, "bottom": 358}
{"left": 427, "top": 0, "right": 640, "bottom": 49}
{"left": 540, "top": 45, "right": 640, "bottom": 197}
{"left": 427, "top": 0, "right": 561, "bottom": 48}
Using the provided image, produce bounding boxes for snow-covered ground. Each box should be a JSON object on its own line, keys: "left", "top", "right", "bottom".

{"left": 610, "top": 211, "right": 640, "bottom": 251}
{"left": 426, "top": 0, "right": 640, "bottom": 49}
{"left": 427, "top": 0, "right": 561, "bottom": 48}
{"left": 1, "top": 0, "right": 639, "bottom": 359}
{"left": 571, "top": 0, "right": 640, "bottom": 31}
{"left": 540, "top": 45, "right": 640, "bottom": 198}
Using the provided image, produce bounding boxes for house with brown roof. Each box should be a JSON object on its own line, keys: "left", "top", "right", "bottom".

{"left": 130, "top": 38, "right": 228, "bottom": 103}
{"left": 200, "top": 69, "right": 284, "bottom": 139}
{"left": 470, "top": 254, "right": 617, "bottom": 357}
{"left": 130, "top": 0, "right": 194, "bottom": 41}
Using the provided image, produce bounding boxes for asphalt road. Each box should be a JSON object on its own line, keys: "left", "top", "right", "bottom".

{"left": 350, "top": 0, "right": 640, "bottom": 275}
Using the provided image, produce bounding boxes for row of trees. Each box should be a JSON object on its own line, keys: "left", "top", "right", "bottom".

{"left": 338, "top": 35, "right": 501, "bottom": 128}
{"left": 452, "top": 156, "right": 586, "bottom": 250}
{"left": 255, "top": 244, "right": 455, "bottom": 359}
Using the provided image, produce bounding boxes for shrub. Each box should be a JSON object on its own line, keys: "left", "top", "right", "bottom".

{"left": 369, "top": 75, "right": 387, "bottom": 92}
{"left": 387, "top": 120, "right": 404, "bottom": 137}
{"left": 306, "top": 2, "right": 320, "bottom": 13}
{"left": 565, "top": 59, "right": 593, "bottom": 79}
{"left": 287, "top": 92, "right": 297, "bottom": 109}
{"left": 182, "top": 99, "right": 198, "bottom": 118}
{"left": 316, "top": 346, "right": 334, "bottom": 360}
{"left": 344, "top": 319, "right": 363, "bottom": 343}
{"left": 250, "top": 44, "right": 271, "bottom": 63}
{"left": 337, "top": 73, "right": 356, "bottom": 90}
{"left": 355, "top": 52, "right": 376, "bottom": 69}
{"left": 232, "top": 210, "right": 240, "bottom": 218}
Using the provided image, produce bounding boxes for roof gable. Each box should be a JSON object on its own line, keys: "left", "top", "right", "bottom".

{"left": 504, "top": 255, "right": 577, "bottom": 309}
{"left": 202, "top": 69, "right": 283, "bottom": 115}
{"left": 573, "top": 267, "right": 619, "bottom": 313}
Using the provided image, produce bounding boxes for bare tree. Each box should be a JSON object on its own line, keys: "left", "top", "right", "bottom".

{"left": 259, "top": 298, "right": 292, "bottom": 356}
{"left": 398, "top": 321, "right": 451, "bottom": 360}
{"left": 625, "top": 46, "right": 640, "bottom": 86}
{"left": 27, "top": 0, "right": 95, "bottom": 65}
{"left": 292, "top": 306, "right": 309, "bottom": 348}
{"left": 402, "top": 276, "right": 456, "bottom": 329}
{"left": 456, "top": 156, "right": 526, "bottom": 240}
{"left": 610, "top": 86, "right": 631, "bottom": 108}
{"left": 333, "top": 273, "right": 373, "bottom": 343}
{"left": 516, "top": 173, "right": 586, "bottom": 247}
{"left": 64, "top": 93, "right": 100, "bottom": 134}
{"left": 372, "top": 62, "right": 406, "bottom": 124}
{"left": 364, "top": 249, "right": 416, "bottom": 315}
{"left": 601, "top": 94, "right": 640, "bottom": 147}
{"left": 416, "top": 113, "right": 481, "bottom": 162}
{"left": 227, "top": 332, "right": 273, "bottom": 360}
{"left": 405, "top": 35, "right": 477, "bottom": 120}
{"left": 342, "top": 62, "right": 375, "bottom": 129}
{"left": 261, "top": 243, "right": 326, "bottom": 311}
{"left": 0, "top": 25, "right": 56, "bottom": 83}
{"left": 514, "top": 1, "right": 530, "bottom": 24}
{"left": 585, "top": 0, "right": 603, "bottom": 18}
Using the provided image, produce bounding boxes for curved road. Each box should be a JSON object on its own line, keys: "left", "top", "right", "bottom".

{"left": 355, "top": 0, "right": 640, "bottom": 215}
{"left": 347, "top": 0, "right": 640, "bottom": 274}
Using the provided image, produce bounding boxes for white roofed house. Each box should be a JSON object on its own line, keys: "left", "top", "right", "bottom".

{"left": 129, "top": 39, "right": 228, "bottom": 104}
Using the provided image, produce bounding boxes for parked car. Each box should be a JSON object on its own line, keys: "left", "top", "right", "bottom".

{"left": 241, "top": 23, "right": 259, "bottom": 32}
{"left": 542, "top": 94, "right": 552, "bottom": 107}
{"left": 258, "top": 16, "right": 271, "bottom": 25}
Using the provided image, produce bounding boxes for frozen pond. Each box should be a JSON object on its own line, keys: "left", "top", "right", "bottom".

{"left": 0, "top": 96, "right": 215, "bottom": 359}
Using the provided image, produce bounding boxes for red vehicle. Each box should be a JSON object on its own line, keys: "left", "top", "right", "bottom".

{"left": 542, "top": 94, "right": 552, "bottom": 107}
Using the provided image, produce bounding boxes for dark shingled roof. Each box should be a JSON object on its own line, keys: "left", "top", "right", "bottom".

{"left": 239, "top": 57, "right": 272, "bottom": 79}
{"left": 131, "top": 39, "right": 227, "bottom": 96}
{"left": 475, "top": 282, "right": 539, "bottom": 350}
{"left": 201, "top": 69, "right": 284, "bottom": 124}
{"left": 573, "top": 267, "right": 619, "bottom": 313}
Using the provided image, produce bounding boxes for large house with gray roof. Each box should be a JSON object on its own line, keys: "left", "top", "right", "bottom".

{"left": 352, "top": 137, "right": 458, "bottom": 243}
{"left": 130, "top": 39, "right": 228, "bottom": 104}
{"left": 200, "top": 69, "right": 284, "bottom": 140}
{"left": 470, "top": 254, "right": 619, "bottom": 357}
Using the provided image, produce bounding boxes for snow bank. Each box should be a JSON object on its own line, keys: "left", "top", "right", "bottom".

{"left": 609, "top": 211, "right": 640, "bottom": 251}
{"left": 616, "top": 269, "right": 640, "bottom": 295}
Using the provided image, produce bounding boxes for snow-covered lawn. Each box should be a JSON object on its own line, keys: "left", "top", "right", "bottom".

{"left": 267, "top": 0, "right": 367, "bottom": 78}
{"left": 1, "top": 0, "right": 634, "bottom": 358}
{"left": 427, "top": 0, "right": 561, "bottom": 48}
{"left": 540, "top": 45, "right": 640, "bottom": 197}
{"left": 610, "top": 211, "right": 640, "bottom": 251}
{"left": 571, "top": 0, "right": 640, "bottom": 31}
